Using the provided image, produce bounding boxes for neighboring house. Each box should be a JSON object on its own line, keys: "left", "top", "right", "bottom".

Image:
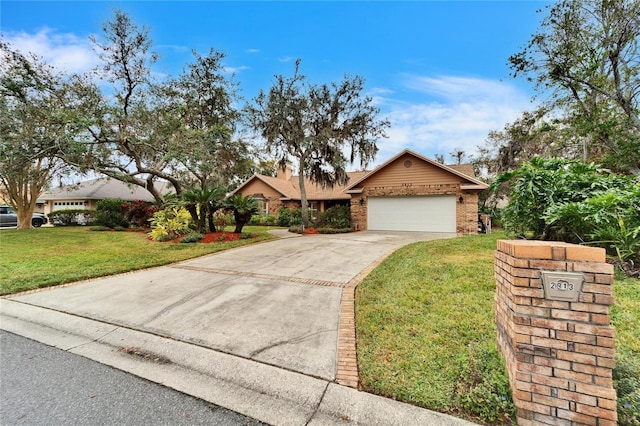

{"left": 38, "top": 178, "right": 174, "bottom": 216}
{"left": 233, "top": 149, "right": 489, "bottom": 234}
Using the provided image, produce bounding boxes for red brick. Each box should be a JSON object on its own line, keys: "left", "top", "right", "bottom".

{"left": 531, "top": 373, "right": 570, "bottom": 389}
{"left": 570, "top": 302, "right": 609, "bottom": 314}
{"left": 598, "top": 397, "right": 617, "bottom": 410}
{"left": 556, "top": 330, "right": 596, "bottom": 345}
{"left": 533, "top": 356, "right": 571, "bottom": 370}
{"left": 594, "top": 376, "right": 613, "bottom": 387}
{"left": 596, "top": 356, "right": 616, "bottom": 369}
{"left": 510, "top": 242, "right": 554, "bottom": 260}
{"left": 532, "top": 393, "right": 569, "bottom": 409}
{"left": 515, "top": 399, "right": 552, "bottom": 415}
{"left": 553, "top": 367, "right": 593, "bottom": 384}
{"left": 557, "top": 350, "right": 596, "bottom": 366}
{"left": 529, "top": 259, "right": 568, "bottom": 270}
{"left": 577, "top": 402, "right": 617, "bottom": 420}
{"left": 514, "top": 295, "right": 532, "bottom": 305}
{"left": 519, "top": 362, "right": 553, "bottom": 376}
{"left": 579, "top": 292, "right": 595, "bottom": 303}
{"left": 594, "top": 274, "right": 613, "bottom": 285}
{"left": 513, "top": 267, "right": 540, "bottom": 278}
{"left": 516, "top": 305, "right": 551, "bottom": 317}
{"left": 514, "top": 277, "right": 531, "bottom": 287}
{"left": 516, "top": 371, "right": 532, "bottom": 383}
{"left": 516, "top": 380, "right": 550, "bottom": 395}
{"left": 582, "top": 283, "right": 613, "bottom": 295}
{"left": 551, "top": 309, "right": 590, "bottom": 322}
{"left": 557, "top": 389, "right": 597, "bottom": 406}
{"left": 575, "top": 383, "right": 617, "bottom": 400}
{"left": 512, "top": 287, "right": 545, "bottom": 298}
{"left": 591, "top": 313, "right": 611, "bottom": 324}
{"left": 531, "top": 336, "right": 568, "bottom": 350}
{"left": 513, "top": 389, "right": 532, "bottom": 401}
{"left": 565, "top": 245, "right": 605, "bottom": 262}
{"left": 556, "top": 408, "right": 597, "bottom": 425}
{"left": 552, "top": 246, "right": 567, "bottom": 260}
{"left": 530, "top": 318, "right": 568, "bottom": 331}
{"left": 572, "top": 363, "right": 612, "bottom": 378}
{"left": 598, "top": 420, "right": 617, "bottom": 426}
{"left": 533, "top": 412, "right": 572, "bottom": 426}
{"left": 515, "top": 324, "right": 550, "bottom": 338}
{"left": 573, "top": 323, "right": 615, "bottom": 337}
{"left": 594, "top": 294, "right": 614, "bottom": 305}
{"left": 532, "top": 299, "right": 571, "bottom": 309}
{"left": 572, "top": 262, "right": 614, "bottom": 274}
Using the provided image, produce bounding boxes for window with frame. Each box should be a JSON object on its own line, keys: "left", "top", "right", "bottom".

{"left": 309, "top": 201, "right": 318, "bottom": 220}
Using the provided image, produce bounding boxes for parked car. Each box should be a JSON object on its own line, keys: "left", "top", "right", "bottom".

{"left": 0, "top": 205, "right": 48, "bottom": 227}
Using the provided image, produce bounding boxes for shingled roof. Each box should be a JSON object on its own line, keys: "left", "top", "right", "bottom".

{"left": 38, "top": 178, "right": 174, "bottom": 202}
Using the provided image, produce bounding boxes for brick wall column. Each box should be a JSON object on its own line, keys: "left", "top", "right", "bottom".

{"left": 495, "top": 240, "right": 617, "bottom": 425}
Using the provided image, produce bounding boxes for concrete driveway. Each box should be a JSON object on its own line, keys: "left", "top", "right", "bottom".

{"left": 1, "top": 231, "right": 477, "bottom": 426}
{"left": 5, "top": 231, "right": 451, "bottom": 380}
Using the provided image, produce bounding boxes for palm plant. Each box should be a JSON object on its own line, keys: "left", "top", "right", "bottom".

{"left": 224, "top": 194, "right": 259, "bottom": 233}
{"left": 181, "top": 185, "right": 226, "bottom": 233}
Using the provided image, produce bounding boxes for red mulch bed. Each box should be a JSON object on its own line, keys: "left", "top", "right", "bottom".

{"left": 199, "top": 232, "right": 243, "bottom": 243}
{"left": 303, "top": 227, "right": 319, "bottom": 234}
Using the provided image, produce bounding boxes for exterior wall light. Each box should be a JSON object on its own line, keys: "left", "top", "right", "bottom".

{"left": 359, "top": 197, "right": 365, "bottom": 206}
{"left": 459, "top": 196, "right": 464, "bottom": 204}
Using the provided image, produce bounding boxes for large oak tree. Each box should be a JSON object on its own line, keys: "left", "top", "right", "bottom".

{"left": 0, "top": 42, "right": 81, "bottom": 228}
{"left": 247, "top": 60, "right": 389, "bottom": 227}
{"left": 509, "top": 0, "right": 640, "bottom": 173}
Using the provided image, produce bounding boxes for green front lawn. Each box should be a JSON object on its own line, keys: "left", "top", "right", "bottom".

{"left": 0, "top": 226, "right": 276, "bottom": 295}
{"left": 356, "top": 231, "right": 639, "bottom": 425}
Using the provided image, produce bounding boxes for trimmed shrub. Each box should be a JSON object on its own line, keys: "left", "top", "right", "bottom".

{"left": 95, "top": 199, "right": 129, "bottom": 228}
{"left": 317, "top": 227, "right": 353, "bottom": 234}
{"left": 288, "top": 225, "right": 304, "bottom": 234}
{"left": 49, "top": 209, "right": 96, "bottom": 226}
{"left": 249, "top": 214, "right": 277, "bottom": 226}
{"left": 180, "top": 232, "right": 204, "bottom": 243}
{"left": 123, "top": 200, "right": 157, "bottom": 227}
{"left": 89, "top": 225, "right": 111, "bottom": 231}
{"left": 315, "top": 205, "right": 351, "bottom": 229}
{"left": 277, "top": 207, "right": 302, "bottom": 227}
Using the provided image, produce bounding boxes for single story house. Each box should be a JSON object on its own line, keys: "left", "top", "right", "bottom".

{"left": 232, "top": 149, "right": 489, "bottom": 234}
{"left": 37, "top": 178, "right": 174, "bottom": 216}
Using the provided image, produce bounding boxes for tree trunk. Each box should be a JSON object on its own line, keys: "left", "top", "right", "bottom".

{"left": 298, "top": 170, "right": 310, "bottom": 228}
{"left": 16, "top": 204, "right": 36, "bottom": 230}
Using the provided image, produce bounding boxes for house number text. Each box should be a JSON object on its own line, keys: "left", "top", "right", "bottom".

{"left": 549, "top": 280, "right": 574, "bottom": 291}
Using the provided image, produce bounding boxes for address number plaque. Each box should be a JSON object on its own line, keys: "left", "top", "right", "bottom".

{"left": 539, "top": 271, "right": 584, "bottom": 302}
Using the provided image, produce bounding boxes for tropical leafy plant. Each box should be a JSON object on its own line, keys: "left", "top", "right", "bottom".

{"left": 148, "top": 207, "right": 192, "bottom": 241}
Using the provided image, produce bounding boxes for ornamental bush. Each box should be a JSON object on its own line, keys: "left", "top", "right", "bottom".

{"left": 149, "top": 207, "right": 192, "bottom": 241}
{"left": 314, "top": 205, "right": 351, "bottom": 229}
{"left": 95, "top": 199, "right": 129, "bottom": 228}
{"left": 48, "top": 209, "right": 96, "bottom": 226}
{"left": 493, "top": 157, "right": 640, "bottom": 270}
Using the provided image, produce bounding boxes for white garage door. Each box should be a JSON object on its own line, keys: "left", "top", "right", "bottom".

{"left": 368, "top": 195, "right": 456, "bottom": 232}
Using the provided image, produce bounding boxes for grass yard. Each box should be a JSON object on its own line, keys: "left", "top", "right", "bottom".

{"left": 356, "top": 231, "right": 639, "bottom": 425}
{"left": 0, "top": 226, "right": 277, "bottom": 295}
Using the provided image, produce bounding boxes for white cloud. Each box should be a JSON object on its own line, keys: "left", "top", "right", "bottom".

{"left": 374, "top": 75, "right": 533, "bottom": 165}
{"left": 247, "top": 48, "right": 260, "bottom": 54}
{"left": 2, "top": 28, "right": 98, "bottom": 74}
{"left": 224, "top": 65, "right": 251, "bottom": 74}
{"left": 278, "top": 56, "right": 295, "bottom": 63}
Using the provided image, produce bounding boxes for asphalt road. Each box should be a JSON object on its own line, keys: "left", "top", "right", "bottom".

{"left": 0, "top": 330, "right": 267, "bottom": 426}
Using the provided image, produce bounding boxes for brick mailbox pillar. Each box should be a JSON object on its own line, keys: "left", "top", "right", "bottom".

{"left": 495, "top": 240, "right": 617, "bottom": 425}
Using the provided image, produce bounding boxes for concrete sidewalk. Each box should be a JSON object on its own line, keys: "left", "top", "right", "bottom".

{"left": 1, "top": 231, "right": 476, "bottom": 425}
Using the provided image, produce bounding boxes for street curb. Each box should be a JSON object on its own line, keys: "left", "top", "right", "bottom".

{"left": 1, "top": 299, "right": 477, "bottom": 426}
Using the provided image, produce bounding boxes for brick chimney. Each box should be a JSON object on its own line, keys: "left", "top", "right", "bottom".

{"left": 277, "top": 163, "right": 293, "bottom": 181}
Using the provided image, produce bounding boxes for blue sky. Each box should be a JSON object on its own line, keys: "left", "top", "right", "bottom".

{"left": 1, "top": 1, "right": 548, "bottom": 166}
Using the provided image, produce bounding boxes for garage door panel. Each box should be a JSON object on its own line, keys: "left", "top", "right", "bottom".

{"left": 368, "top": 195, "right": 455, "bottom": 232}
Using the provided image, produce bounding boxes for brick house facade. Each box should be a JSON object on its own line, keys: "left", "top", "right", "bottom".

{"left": 232, "top": 149, "right": 488, "bottom": 234}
